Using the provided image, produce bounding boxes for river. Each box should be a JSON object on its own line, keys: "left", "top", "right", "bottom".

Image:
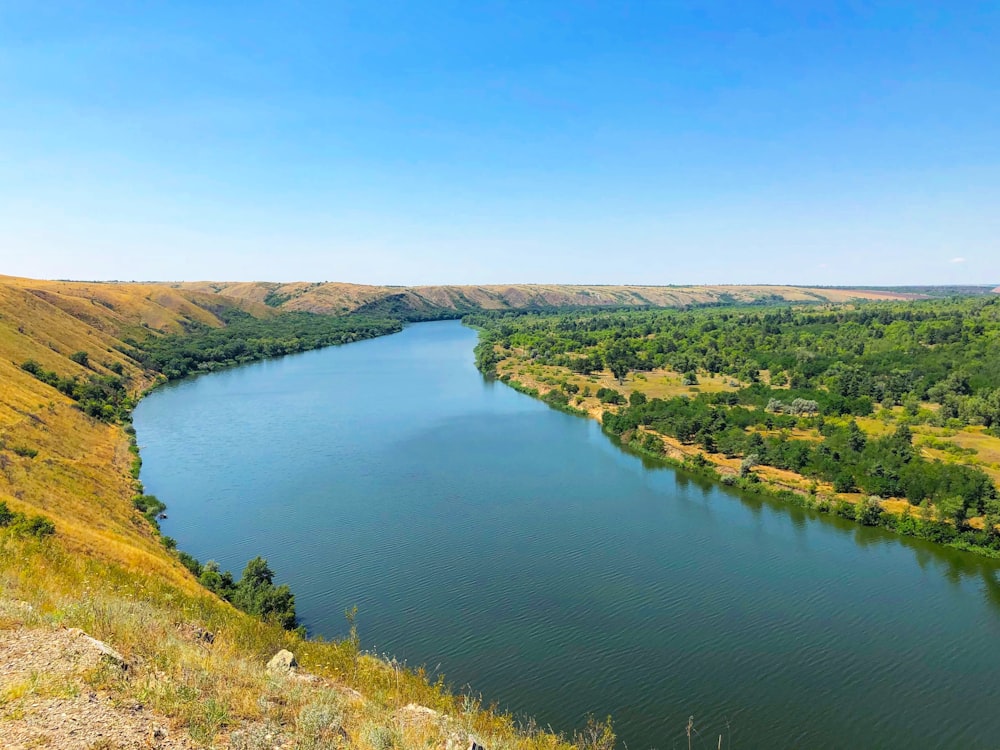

{"left": 134, "top": 320, "right": 1000, "bottom": 749}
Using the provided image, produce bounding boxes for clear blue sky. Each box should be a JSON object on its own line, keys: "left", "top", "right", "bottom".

{"left": 1, "top": 1, "right": 998, "bottom": 285}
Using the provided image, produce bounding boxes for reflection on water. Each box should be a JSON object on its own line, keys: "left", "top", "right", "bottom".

{"left": 135, "top": 321, "right": 1000, "bottom": 749}
{"left": 624, "top": 430, "right": 1000, "bottom": 613}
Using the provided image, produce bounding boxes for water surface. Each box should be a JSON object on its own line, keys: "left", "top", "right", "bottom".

{"left": 135, "top": 321, "right": 1000, "bottom": 749}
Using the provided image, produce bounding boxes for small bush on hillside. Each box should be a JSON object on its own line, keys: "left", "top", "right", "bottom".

{"left": 574, "top": 715, "right": 616, "bottom": 750}
{"left": 17, "top": 515, "right": 56, "bottom": 538}
{"left": 178, "top": 551, "right": 202, "bottom": 576}
{"left": 0, "top": 502, "right": 56, "bottom": 538}
{"left": 133, "top": 494, "right": 166, "bottom": 526}
{"left": 362, "top": 724, "right": 399, "bottom": 750}
{"left": 296, "top": 696, "right": 345, "bottom": 750}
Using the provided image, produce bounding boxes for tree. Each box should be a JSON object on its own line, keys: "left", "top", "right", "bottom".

{"left": 857, "top": 496, "right": 884, "bottom": 526}
{"left": 198, "top": 560, "right": 235, "bottom": 600}
{"left": 69, "top": 350, "right": 90, "bottom": 367}
{"left": 698, "top": 429, "right": 716, "bottom": 454}
{"left": 739, "top": 453, "right": 760, "bottom": 478}
{"left": 605, "top": 341, "right": 633, "bottom": 384}
{"left": 936, "top": 495, "right": 967, "bottom": 529}
{"left": 833, "top": 471, "right": 856, "bottom": 493}
{"left": 608, "top": 358, "right": 630, "bottom": 385}
{"left": 233, "top": 556, "right": 298, "bottom": 629}
{"left": 888, "top": 423, "right": 914, "bottom": 460}
{"left": 847, "top": 421, "right": 867, "bottom": 453}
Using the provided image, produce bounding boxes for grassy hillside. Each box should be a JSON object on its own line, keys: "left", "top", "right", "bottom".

{"left": 170, "top": 280, "right": 917, "bottom": 317}
{"left": 0, "top": 275, "right": 577, "bottom": 749}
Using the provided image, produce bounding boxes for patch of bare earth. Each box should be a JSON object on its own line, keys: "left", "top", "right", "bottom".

{"left": 1, "top": 625, "right": 196, "bottom": 750}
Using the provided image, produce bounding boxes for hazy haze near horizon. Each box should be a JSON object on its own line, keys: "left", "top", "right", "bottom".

{"left": 2, "top": 2, "right": 998, "bottom": 286}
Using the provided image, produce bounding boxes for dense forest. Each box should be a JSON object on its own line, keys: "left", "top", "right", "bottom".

{"left": 468, "top": 296, "right": 1000, "bottom": 427}
{"left": 468, "top": 296, "right": 1000, "bottom": 553}
{"left": 133, "top": 309, "right": 402, "bottom": 380}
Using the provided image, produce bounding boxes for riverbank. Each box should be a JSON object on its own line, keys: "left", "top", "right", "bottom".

{"left": 490, "top": 352, "right": 1000, "bottom": 559}
{"left": 0, "top": 278, "right": 573, "bottom": 748}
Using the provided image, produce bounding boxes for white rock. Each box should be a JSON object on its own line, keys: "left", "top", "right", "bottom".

{"left": 266, "top": 648, "right": 298, "bottom": 674}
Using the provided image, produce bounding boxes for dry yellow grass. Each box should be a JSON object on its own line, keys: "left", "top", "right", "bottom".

{"left": 0, "top": 275, "right": 577, "bottom": 749}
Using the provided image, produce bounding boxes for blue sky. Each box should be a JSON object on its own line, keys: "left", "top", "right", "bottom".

{"left": 1, "top": 1, "right": 998, "bottom": 285}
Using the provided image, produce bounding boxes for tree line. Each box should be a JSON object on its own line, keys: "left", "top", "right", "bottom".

{"left": 467, "top": 297, "right": 1000, "bottom": 553}
{"left": 466, "top": 296, "right": 1000, "bottom": 430}
{"left": 132, "top": 309, "right": 402, "bottom": 380}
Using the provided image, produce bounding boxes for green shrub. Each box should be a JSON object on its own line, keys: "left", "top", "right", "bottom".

{"left": 597, "top": 387, "right": 625, "bottom": 405}
{"left": 857, "top": 496, "right": 884, "bottom": 526}
{"left": 133, "top": 494, "right": 166, "bottom": 527}
{"left": 0, "top": 502, "right": 55, "bottom": 537}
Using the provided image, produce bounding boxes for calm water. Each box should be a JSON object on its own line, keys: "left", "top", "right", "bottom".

{"left": 135, "top": 321, "right": 1000, "bottom": 749}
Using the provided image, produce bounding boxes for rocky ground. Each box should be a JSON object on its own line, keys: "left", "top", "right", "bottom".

{"left": 1, "top": 624, "right": 197, "bottom": 749}
{"left": 1, "top": 613, "right": 483, "bottom": 750}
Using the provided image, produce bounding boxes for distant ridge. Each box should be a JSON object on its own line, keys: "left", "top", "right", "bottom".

{"left": 167, "top": 280, "right": 916, "bottom": 317}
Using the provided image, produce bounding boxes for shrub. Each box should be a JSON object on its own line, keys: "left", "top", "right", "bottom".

{"left": 833, "top": 472, "right": 856, "bottom": 493}
{"left": 857, "top": 496, "right": 884, "bottom": 526}
{"left": 15, "top": 514, "right": 56, "bottom": 538}
{"left": 834, "top": 500, "right": 857, "bottom": 520}
{"left": 133, "top": 494, "right": 166, "bottom": 526}
{"left": 296, "top": 697, "right": 345, "bottom": 750}
{"left": 231, "top": 557, "right": 298, "bottom": 630}
{"left": 739, "top": 453, "right": 760, "bottom": 478}
{"left": 597, "top": 387, "right": 625, "bottom": 405}
{"left": 362, "top": 724, "right": 398, "bottom": 750}
{"left": 0, "top": 502, "right": 55, "bottom": 537}
{"left": 177, "top": 551, "right": 202, "bottom": 576}
{"left": 543, "top": 389, "right": 570, "bottom": 408}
